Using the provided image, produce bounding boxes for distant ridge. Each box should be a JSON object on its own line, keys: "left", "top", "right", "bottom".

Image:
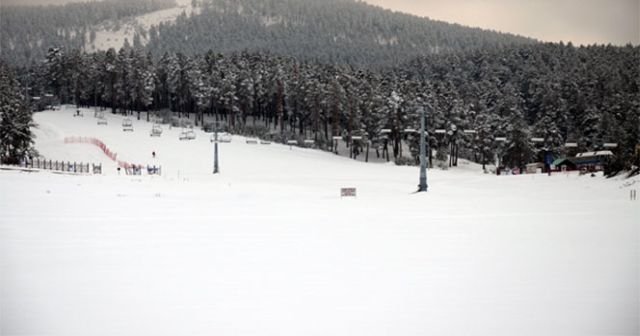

{"left": 145, "top": 0, "right": 537, "bottom": 67}
{"left": 0, "top": 0, "right": 537, "bottom": 67}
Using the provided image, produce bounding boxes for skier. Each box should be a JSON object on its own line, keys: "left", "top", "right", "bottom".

{"left": 152, "top": 151, "right": 156, "bottom": 159}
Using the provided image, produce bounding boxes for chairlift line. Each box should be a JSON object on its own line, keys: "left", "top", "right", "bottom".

{"left": 435, "top": 129, "right": 446, "bottom": 134}
{"left": 463, "top": 129, "right": 477, "bottom": 134}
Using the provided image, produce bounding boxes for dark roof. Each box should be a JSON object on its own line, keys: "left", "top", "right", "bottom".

{"left": 572, "top": 156, "right": 606, "bottom": 165}
{"left": 552, "top": 158, "right": 576, "bottom": 166}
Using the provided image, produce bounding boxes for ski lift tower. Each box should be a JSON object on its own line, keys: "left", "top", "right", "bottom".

{"left": 212, "top": 122, "right": 221, "bottom": 174}
{"left": 417, "top": 105, "right": 428, "bottom": 192}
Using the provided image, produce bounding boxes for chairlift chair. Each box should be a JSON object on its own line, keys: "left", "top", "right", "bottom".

{"left": 122, "top": 118, "right": 134, "bottom": 132}
{"left": 221, "top": 132, "right": 233, "bottom": 143}
{"left": 150, "top": 124, "right": 163, "bottom": 137}
{"left": 260, "top": 139, "right": 271, "bottom": 145}
{"left": 210, "top": 132, "right": 232, "bottom": 143}
{"left": 179, "top": 128, "right": 196, "bottom": 141}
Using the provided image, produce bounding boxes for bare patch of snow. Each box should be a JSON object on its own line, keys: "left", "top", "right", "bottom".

{"left": 262, "top": 15, "right": 283, "bottom": 27}
{"left": 84, "top": 0, "right": 199, "bottom": 53}
{"left": 376, "top": 35, "right": 399, "bottom": 46}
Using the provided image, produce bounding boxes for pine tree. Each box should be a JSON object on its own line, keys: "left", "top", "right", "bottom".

{"left": 44, "top": 47, "right": 66, "bottom": 103}
{"left": 0, "top": 61, "right": 35, "bottom": 164}
{"left": 115, "top": 46, "right": 134, "bottom": 114}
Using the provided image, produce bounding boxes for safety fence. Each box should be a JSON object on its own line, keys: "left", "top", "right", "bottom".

{"left": 64, "top": 136, "right": 160, "bottom": 176}
{"left": 64, "top": 137, "right": 117, "bottom": 161}
{"left": 118, "top": 164, "right": 162, "bottom": 176}
{"left": 16, "top": 158, "right": 102, "bottom": 174}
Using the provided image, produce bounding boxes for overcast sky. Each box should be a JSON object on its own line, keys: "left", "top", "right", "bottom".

{"left": 364, "top": 0, "right": 639, "bottom": 46}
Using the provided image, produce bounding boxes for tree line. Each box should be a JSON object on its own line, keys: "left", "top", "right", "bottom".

{"left": 13, "top": 41, "right": 637, "bottom": 171}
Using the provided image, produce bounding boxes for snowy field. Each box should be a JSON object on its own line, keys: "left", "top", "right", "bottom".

{"left": 1, "top": 107, "right": 638, "bottom": 336}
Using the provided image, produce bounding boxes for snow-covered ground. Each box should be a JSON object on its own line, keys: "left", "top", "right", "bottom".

{"left": 1, "top": 107, "right": 638, "bottom": 336}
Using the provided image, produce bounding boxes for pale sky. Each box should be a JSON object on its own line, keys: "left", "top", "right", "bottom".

{"left": 364, "top": 0, "right": 640, "bottom": 46}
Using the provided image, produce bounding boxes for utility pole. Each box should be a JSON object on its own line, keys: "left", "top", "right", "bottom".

{"left": 418, "top": 105, "right": 428, "bottom": 192}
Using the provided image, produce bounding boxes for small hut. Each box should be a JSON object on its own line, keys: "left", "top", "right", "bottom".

{"left": 551, "top": 158, "right": 577, "bottom": 172}
{"left": 572, "top": 151, "right": 614, "bottom": 172}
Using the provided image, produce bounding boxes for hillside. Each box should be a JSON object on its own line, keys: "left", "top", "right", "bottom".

{"left": 84, "top": 0, "right": 198, "bottom": 54}
{"left": 1, "top": 0, "right": 536, "bottom": 67}
{"left": 0, "top": 0, "right": 179, "bottom": 66}
{"left": 145, "top": 0, "right": 537, "bottom": 67}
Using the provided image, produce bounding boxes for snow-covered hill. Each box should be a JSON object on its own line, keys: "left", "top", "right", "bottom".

{"left": 85, "top": 0, "right": 198, "bottom": 53}
{"left": 0, "top": 107, "right": 638, "bottom": 336}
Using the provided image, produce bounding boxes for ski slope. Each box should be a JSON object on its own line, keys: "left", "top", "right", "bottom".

{"left": 85, "top": 0, "right": 197, "bottom": 53}
{"left": 1, "top": 107, "right": 638, "bottom": 336}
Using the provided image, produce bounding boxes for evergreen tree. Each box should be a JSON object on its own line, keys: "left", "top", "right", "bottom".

{"left": 0, "top": 61, "right": 35, "bottom": 164}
